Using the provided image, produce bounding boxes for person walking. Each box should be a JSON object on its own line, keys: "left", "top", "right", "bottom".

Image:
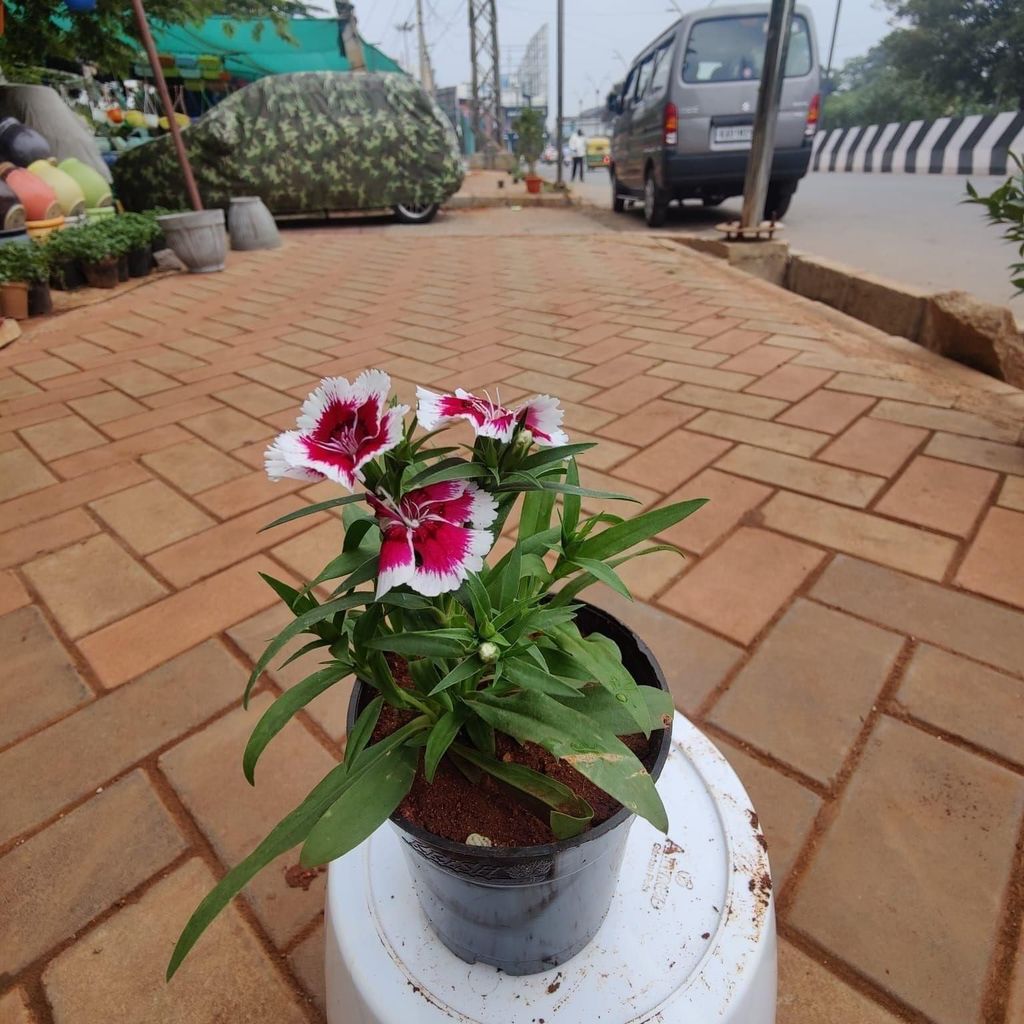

{"left": 569, "top": 128, "right": 586, "bottom": 182}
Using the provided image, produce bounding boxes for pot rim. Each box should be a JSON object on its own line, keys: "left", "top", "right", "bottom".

{"left": 349, "top": 601, "right": 674, "bottom": 861}
{"left": 158, "top": 209, "right": 225, "bottom": 228}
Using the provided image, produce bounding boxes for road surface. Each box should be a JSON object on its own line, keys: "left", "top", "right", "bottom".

{"left": 543, "top": 164, "right": 1023, "bottom": 318}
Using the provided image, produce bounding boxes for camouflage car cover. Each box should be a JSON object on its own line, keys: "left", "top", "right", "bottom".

{"left": 113, "top": 72, "right": 463, "bottom": 214}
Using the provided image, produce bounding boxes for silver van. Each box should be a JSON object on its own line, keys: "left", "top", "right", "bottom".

{"left": 609, "top": 3, "right": 821, "bottom": 226}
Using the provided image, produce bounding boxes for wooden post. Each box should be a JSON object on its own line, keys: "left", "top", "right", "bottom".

{"left": 129, "top": 0, "right": 203, "bottom": 211}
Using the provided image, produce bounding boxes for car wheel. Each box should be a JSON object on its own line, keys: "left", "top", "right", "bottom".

{"left": 763, "top": 182, "right": 796, "bottom": 221}
{"left": 612, "top": 174, "right": 625, "bottom": 213}
{"left": 393, "top": 202, "right": 439, "bottom": 225}
{"left": 643, "top": 172, "right": 668, "bottom": 228}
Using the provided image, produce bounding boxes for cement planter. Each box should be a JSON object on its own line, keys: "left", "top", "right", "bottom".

{"left": 228, "top": 196, "right": 281, "bottom": 251}
{"left": 157, "top": 210, "right": 227, "bottom": 274}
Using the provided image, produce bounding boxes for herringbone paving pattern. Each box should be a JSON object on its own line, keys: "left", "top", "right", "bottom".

{"left": 1, "top": 211, "right": 1023, "bottom": 1024}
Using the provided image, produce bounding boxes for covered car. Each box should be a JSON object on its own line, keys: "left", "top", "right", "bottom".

{"left": 114, "top": 71, "right": 463, "bottom": 222}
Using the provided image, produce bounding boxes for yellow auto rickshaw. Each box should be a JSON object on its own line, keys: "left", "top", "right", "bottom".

{"left": 586, "top": 136, "right": 610, "bottom": 170}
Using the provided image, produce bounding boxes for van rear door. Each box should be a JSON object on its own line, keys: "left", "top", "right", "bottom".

{"left": 631, "top": 36, "right": 677, "bottom": 187}
{"left": 676, "top": 12, "right": 817, "bottom": 158}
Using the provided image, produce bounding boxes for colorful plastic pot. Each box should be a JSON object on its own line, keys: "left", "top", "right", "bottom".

{"left": 0, "top": 180, "right": 26, "bottom": 232}
{"left": 85, "top": 206, "right": 116, "bottom": 223}
{"left": 57, "top": 158, "right": 112, "bottom": 209}
{"left": 27, "top": 216, "right": 65, "bottom": 241}
{"left": 27, "top": 160, "right": 86, "bottom": 217}
{"left": 0, "top": 119, "right": 51, "bottom": 167}
{"left": 0, "top": 163, "right": 61, "bottom": 221}
{"left": 158, "top": 113, "right": 191, "bottom": 130}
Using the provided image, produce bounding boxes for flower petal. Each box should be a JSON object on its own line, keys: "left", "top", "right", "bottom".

{"left": 519, "top": 394, "right": 568, "bottom": 447}
{"left": 376, "top": 525, "right": 416, "bottom": 598}
{"left": 409, "top": 521, "right": 493, "bottom": 597}
{"left": 264, "top": 431, "right": 327, "bottom": 483}
{"left": 297, "top": 376, "right": 361, "bottom": 435}
{"left": 352, "top": 404, "right": 408, "bottom": 473}
{"left": 416, "top": 387, "right": 517, "bottom": 441}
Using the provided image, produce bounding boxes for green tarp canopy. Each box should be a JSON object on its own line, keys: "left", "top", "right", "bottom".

{"left": 149, "top": 16, "right": 402, "bottom": 81}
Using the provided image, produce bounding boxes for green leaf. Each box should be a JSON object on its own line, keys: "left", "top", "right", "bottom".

{"left": 259, "top": 572, "right": 316, "bottom": 615}
{"left": 245, "top": 593, "right": 371, "bottom": 706}
{"left": 549, "top": 625, "right": 650, "bottom": 737}
{"left": 452, "top": 743, "right": 593, "bottom": 838}
{"left": 520, "top": 443, "right": 596, "bottom": 472}
{"left": 459, "top": 571, "right": 492, "bottom": 628}
{"left": 243, "top": 662, "right": 351, "bottom": 783}
{"left": 502, "top": 656, "right": 584, "bottom": 697}
{"left": 499, "top": 540, "right": 521, "bottom": 608}
{"left": 464, "top": 715, "right": 495, "bottom": 756}
{"left": 574, "top": 499, "right": 708, "bottom": 562}
{"left": 429, "top": 656, "right": 483, "bottom": 695}
{"left": 559, "top": 684, "right": 674, "bottom": 737}
{"left": 259, "top": 493, "right": 365, "bottom": 532}
{"left": 518, "top": 488, "right": 557, "bottom": 542}
{"left": 562, "top": 457, "right": 581, "bottom": 538}
{"left": 465, "top": 690, "right": 667, "bottom": 832}
{"left": 306, "top": 544, "right": 380, "bottom": 592}
{"left": 277, "top": 638, "right": 331, "bottom": 671}
{"left": 407, "top": 457, "right": 488, "bottom": 489}
{"left": 366, "top": 630, "right": 473, "bottom": 659}
{"left": 344, "top": 695, "right": 384, "bottom": 768}
{"left": 570, "top": 556, "right": 632, "bottom": 600}
{"left": 300, "top": 735, "right": 422, "bottom": 866}
{"left": 424, "top": 709, "right": 467, "bottom": 781}
{"left": 374, "top": 591, "right": 436, "bottom": 611}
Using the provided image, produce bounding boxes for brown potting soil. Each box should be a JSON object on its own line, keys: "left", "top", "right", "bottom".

{"left": 368, "top": 657, "right": 657, "bottom": 848}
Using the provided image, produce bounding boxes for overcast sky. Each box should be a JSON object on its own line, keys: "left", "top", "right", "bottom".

{"left": 347, "top": 1, "right": 893, "bottom": 114}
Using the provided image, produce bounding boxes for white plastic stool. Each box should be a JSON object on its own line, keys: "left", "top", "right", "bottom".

{"left": 325, "top": 713, "right": 777, "bottom": 1024}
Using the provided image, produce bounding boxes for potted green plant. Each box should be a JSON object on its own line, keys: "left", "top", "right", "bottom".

{"left": 0, "top": 243, "right": 31, "bottom": 318}
{"left": 70, "top": 223, "right": 120, "bottom": 289}
{"left": 167, "top": 370, "right": 706, "bottom": 980}
{"left": 513, "top": 108, "right": 546, "bottom": 195}
{"left": 43, "top": 226, "right": 86, "bottom": 291}
{"left": 23, "top": 242, "right": 52, "bottom": 316}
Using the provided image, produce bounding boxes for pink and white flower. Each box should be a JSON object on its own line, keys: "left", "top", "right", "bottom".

{"left": 367, "top": 481, "right": 498, "bottom": 598}
{"left": 265, "top": 370, "right": 408, "bottom": 490}
{"left": 416, "top": 387, "right": 568, "bottom": 447}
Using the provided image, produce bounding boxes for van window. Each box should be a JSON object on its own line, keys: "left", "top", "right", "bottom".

{"left": 633, "top": 52, "right": 655, "bottom": 102}
{"left": 647, "top": 41, "right": 674, "bottom": 97}
{"left": 681, "top": 15, "right": 813, "bottom": 83}
{"left": 621, "top": 65, "right": 638, "bottom": 108}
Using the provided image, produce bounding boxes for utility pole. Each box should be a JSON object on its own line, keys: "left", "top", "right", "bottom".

{"left": 556, "top": 0, "right": 564, "bottom": 187}
{"left": 415, "top": 0, "right": 435, "bottom": 95}
{"left": 336, "top": 1, "right": 366, "bottom": 71}
{"left": 468, "top": 0, "right": 502, "bottom": 158}
{"left": 739, "top": 0, "right": 794, "bottom": 230}
{"left": 395, "top": 19, "right": 414, "bottom": 74}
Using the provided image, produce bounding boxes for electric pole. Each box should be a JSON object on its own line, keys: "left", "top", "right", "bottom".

{"left": 739, "top": 0, "right": 794, "bottom": 229}
{"left": 468, "top": 0, "right": 502, "bottom": 157}
{"left": 556, "top": 0, "right": 564, "bottom": 187}
{"left": 415, "top": 0, "right": 435, "bottom": 95}
{"left": 395, "top": 19, "right": 414, "bottom": 74}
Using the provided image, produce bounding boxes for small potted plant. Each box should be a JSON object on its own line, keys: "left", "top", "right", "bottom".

{"left": 24, "top": 242, "right": 52, "bottom": 316}
{"left": 0, "top": 243, "right": 31, "bottom": 318}
{"left": 514, "top": 108, "right": 546, "bottom": 195}
{"left": 71, "top": 223, "right": 120, "bottom": 289}
{"left": 124, "top": 212, "right": 159, "bottom": 277}
{"left": 44, "top": 226, "right": 87, "bottom": 291}
{"left": 168, "top": 371, "right": 706, "bottom": 980}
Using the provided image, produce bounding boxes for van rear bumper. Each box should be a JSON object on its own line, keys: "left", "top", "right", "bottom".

{"left": 661, "top": 145, "right": 812, "bottom": 198}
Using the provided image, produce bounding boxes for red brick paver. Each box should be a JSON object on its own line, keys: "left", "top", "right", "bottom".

{"left": 0, "top": 210, "right": 1022, "bottom": 1024}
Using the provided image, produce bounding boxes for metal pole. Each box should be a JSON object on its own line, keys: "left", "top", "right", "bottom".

{"left": 825, "top": 0, "right": 842, "bottom": 81}
{"left": 556, "top": 0, "right": 564, "bottom": 188}
{"left": 489, "top": 1, "right": 501, "bottom": 149}
{"left": 739, "top": 0, "right": 795, "bottom": 229}
{"left": 415, "top": 0, "right": 434, "bottom": 94}
{"left": 468, "top": 2, "right": 481, "bottom": 154}
{"left": 129, "top": 0, "right": 202, "bottom": 211}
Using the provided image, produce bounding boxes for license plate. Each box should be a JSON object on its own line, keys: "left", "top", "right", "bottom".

{"left": 713, "top": 125, "right": 753, "bottom": 144}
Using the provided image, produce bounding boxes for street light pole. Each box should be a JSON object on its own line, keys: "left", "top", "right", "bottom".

{"left": 739, "top": 0, "right": 795, "bottom": 230}
{"left": 129, "top": 0, "right": 202, "bottom": 211}
{"left": 556, "top": 0, "right": 564, "bottom": 188}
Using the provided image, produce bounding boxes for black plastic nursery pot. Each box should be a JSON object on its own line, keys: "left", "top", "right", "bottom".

{"left": 83, "top": 258, "right": 119, "bottom": 289}
{"left": 50, "top": 259, "right": 86, "bottom": 291}
{"left": 127, "top": 245, "right": 152, "bottom": 278}
{"left": 28, "top": 281, "right": 52, "bottom": 317}
{"left": 346, "top": 602, "right": 673, "bottom": 976}
{"left": 117, "top": 254, "right": 130, "bottom": 282}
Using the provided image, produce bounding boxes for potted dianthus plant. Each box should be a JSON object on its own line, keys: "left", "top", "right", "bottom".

{"left": 167, "top": 371, "right": 706, "bottom": 980}
{"left": 514, "top": 108, "right": 546, "bottom": 195}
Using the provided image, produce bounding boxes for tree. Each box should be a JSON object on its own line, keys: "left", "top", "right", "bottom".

{"left": 0, "top": 0, "right": 310, "bottom": 79}
{"left": 882, "top": 0, "right": 1024, "bottom": 110}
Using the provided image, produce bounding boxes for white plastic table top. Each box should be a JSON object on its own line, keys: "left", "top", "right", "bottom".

{"left": 325, "top": 713, "right": 777, "bottom": 1024}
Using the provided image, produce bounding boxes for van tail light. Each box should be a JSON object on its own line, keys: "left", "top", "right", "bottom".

{"left": 663, "top": 102, "right": 679, "bottom": 145}
{"left": 804, "top": 93, "right": 820, "bottom": 137}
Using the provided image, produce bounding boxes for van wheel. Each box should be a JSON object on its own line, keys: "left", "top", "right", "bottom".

{"left": 764, "top": 182, "right": 796, "bottom": 221}
{"left": 612, "top": 175, "right": 625, "bottom": 213}
{"left": 393, "top": 202, "right": 439, "bottom": 224}
{"left": 643, "top": 172, "right": 668, "bottom": 228}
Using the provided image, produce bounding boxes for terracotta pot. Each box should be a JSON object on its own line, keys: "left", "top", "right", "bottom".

{"left": 228, "top": 196, "right": 281, "bottom": 251}
{"left": 83, "top": 258, "right": 119, "bottom": 289}
{"left": 524, "top": 175, "right": 543, "bottom": 195}
{"left": 28, "top": 281, "right": 52, "bottom": 316}
{"left": 0, "top": 118, "right": 51, "bottom": 167}
{"left": 27, "top": 160, "right": 86, "bottom": 217}
{"left": 1, "top": 282, "right": 29, "bottom": 319}
{"left": 157, "top": 209, "right": 226, "bottom": 274}
{"left": 0, "top": 164, "right": 61, "bottom": 221}
{"left": 57, "top": 158, "right": 112, "bottom": 209}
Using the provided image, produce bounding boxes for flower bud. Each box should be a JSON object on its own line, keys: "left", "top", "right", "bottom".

{"left": 478, "top": 641, "right": 500, "bottom": 664}
{"left": 512, "top": 429, "right": 534, "bottom": 456}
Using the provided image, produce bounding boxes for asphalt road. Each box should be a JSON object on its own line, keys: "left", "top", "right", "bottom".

{"left": 542, "top": 164, "right": 1023, "bottom": 318}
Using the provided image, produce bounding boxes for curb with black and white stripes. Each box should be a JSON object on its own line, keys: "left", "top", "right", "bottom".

{"left": 812, "top": 111, "right": 1024, "bottom": 176}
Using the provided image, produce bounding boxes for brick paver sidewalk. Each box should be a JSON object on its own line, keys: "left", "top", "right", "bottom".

{"left": 1, "top": 210, "right": 1023, "bottom": 1024}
